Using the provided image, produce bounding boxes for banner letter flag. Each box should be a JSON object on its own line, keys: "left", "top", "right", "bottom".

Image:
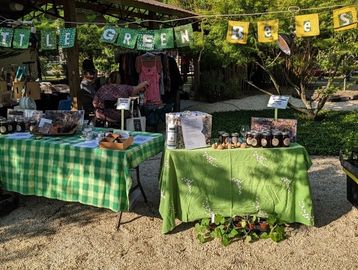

{"left": 154, "top": 28, "right": 174, "bottom": 49}
{"left": 174, "top": 24, "right": 193, "bottom": 47}
{"left": 116, "top": 28, "right": 138, "bottom": 49}
{"left": 59, "top": 28, "right": 76, "bottom": 48}
{"left": 295, "top": 14, "right": 320, "bottom": 37}
{"left": 137, "top": 30, "right": 155, "bottom": 51}
{"left": 100, "top": 25, "right": 119, "bottom": 44}
{"left": 257, "top": 20, "right": 279, "bottom": 43}
{"left": 41, "top": 30, "right": 57, "bottom": 50}
{"left": 13, "top": 28, "right": 30, "bottom": 49}
{"left": 333, "top": 6, "right": 357, "bottom": 31}
{"left": 226, "top": 21, "right": 250, "bottom": 44}
{"left": 0, "top": 28, "right": 13, "bottom": 47}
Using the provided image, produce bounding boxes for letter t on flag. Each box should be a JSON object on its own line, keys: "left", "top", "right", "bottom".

{"left": 333, "top": 6, "right": 357, "bottom": 31}
{"left": 295, "top": 14, "right": 320, "bottom": 37}
{"left": 226, "top": 21, "right": 250, "bottom": 44}
{"left": 257, "top": 20, "right": 279, "bottom": 43}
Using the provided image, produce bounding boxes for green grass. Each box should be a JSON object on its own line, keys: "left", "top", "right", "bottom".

{"left": 212, "top": 109, "right": 358, "bottom": 156}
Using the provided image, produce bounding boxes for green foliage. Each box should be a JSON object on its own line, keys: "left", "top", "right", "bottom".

{"left": 212, "top": 109, "right": 358, "bottom": 155}
{"left": 195, "top": 214, "right": 286, "bottom": 246}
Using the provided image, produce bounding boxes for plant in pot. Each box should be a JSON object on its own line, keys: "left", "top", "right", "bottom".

{"left": 259, "top": 214, "right": 286, "bottom": 242}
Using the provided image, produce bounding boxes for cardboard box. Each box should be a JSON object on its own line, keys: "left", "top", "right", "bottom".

{"left": 99, "top": 134, "right": 133, "bottom": 150}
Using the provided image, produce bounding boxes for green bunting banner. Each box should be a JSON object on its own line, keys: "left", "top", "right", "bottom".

{"left": 13, "top": 29, "right": 30, "bottom": 49}
{"left": 59, "top": 28, "right": 76, "bottom": 48}
{"left": 174, "top": 24, "right": 194, "bottom": 47}
{"left": 2, "top": 5, "right": 356, "bottom": 51}
{"left": 0, "top": 27, "right": 14, "bottom": 48}
{"left": 137, "top": 30, "right": 155, "bottom": 51}
{"left": 100, "top": 25, "right": 119, "bottom": 44}
{"left": 116, "top": 28, "right": 138, "bottom": 49}
{"left": 155, "top": 28, "right": 174, "bottom": 49}
{"left": 41, "top": 30, "right": 57, "bottom": 50}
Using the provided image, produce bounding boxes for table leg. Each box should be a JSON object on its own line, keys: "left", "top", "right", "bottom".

{"left": 116, "top": 211, "right": 123, "bottom": 230}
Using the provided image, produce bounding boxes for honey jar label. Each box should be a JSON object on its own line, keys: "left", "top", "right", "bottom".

{"left": 251, "top": 138, "right": 258, "bottom": 147}
{"left": 272, "top": 138, "right": 279, "bottom": 147}
{"left": 283, "top": 138, "right": 290, "bottom": 146}
{"left": 261, "top": 138, "right": 268, "bottom": 147}
{"left": 0, "top": 126, "right": 6, "bottom": 133}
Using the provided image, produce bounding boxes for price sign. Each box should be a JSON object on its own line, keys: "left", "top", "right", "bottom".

{"left": 116, "top": 98, "right": 131, "bottom": 110}
{"left": 267, "top": 95, "right": 290, "bottom": 109}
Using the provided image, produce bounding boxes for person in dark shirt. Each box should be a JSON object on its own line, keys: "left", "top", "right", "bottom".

{"left": 93, "top": 71, "right": 148, "bottom": 124}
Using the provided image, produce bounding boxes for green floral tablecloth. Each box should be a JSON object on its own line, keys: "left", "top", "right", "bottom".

{"left": 159, "top": 143, "right": 314, "bottom": 234}
{"left": 0, "top": 131, "right": 164, "bottom": 212}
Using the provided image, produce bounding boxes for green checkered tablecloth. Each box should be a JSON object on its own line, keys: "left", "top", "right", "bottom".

{"left": 159, "top": 143, "right": 314, "bottom": 234}
{"left": 0, "top": 131, "right": 164, "bottom": 212}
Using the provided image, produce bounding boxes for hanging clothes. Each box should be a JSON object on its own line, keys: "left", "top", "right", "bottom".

{"left": 136, "top": 54, "right": 162, "bottom": 106}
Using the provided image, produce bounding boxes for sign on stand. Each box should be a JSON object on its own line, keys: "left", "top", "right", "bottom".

{"left": 267, "top": 95, "right": 290, "bottom": 109}
{"left": 116, "top": 98, "right": 131, "bottom": 130}
{"left": 267, "top": 95, "right": 290, "bottom": 120}
{"left": 116, "top": 98, "right": 131, "bottom": 110}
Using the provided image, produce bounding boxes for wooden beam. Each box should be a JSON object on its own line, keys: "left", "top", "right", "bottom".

{"left": 63, "top": 0, "right": 80, "bottom": 109}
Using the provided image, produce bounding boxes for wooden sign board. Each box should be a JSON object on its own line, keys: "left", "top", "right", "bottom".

{"left": 26, "top": 81, "right": 41, "bottom": 100}
{"left": 0, "top": 81, "right": 7, "bottom": 93}
{"left": 12, "top": 81, "right": 24, "bottom": 100}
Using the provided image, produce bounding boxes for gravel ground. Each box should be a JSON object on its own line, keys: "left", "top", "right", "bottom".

{"left": 1, "top": 95, "right": 357, "bottom": 269}
{"left": 1, "top": 155, "right": 357, "bottom": 270}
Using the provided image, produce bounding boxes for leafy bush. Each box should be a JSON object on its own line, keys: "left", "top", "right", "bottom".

{"left": 212, "top": 109, "right": 358, "bottom": 155}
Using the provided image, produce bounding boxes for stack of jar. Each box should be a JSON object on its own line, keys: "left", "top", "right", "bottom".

{"left": 0, "top": 117, "right": 35, "bottom": 135}
{"left": 245, "top": 129, "right": 291, "bottom": 148}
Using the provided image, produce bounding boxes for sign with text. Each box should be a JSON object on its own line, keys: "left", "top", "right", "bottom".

{"left": 267, "top": 95, "right": 290, "bottom": 109}
{"left": 116, "top": 98, "right": 131, "bottom": 110}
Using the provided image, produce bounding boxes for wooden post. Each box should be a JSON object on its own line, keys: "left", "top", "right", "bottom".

{"left": 63, "top": 0, "right": 80, "bottom": 109}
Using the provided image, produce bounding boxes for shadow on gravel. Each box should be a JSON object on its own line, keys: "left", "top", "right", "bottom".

{"left": 0, "top": 195, "right": 109, "bottom": 246}
{"left": 309, "top": 166, "right": 352, "bottom": 227}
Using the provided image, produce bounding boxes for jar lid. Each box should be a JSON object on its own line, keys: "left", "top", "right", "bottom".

{"left": 272, "top": 130, "right": 282, "bottom": 135}
{"left": 222, "top": 132, "right": 230, "bottom": 136}
{"left": 282, "top": 131, "right": 290, "bottom": 135}
{"left": 218, "top": 131, "right": 226, "bottom": 135}
{"left": 0, "top": 119, "right": 7, "bottom": 124}
{"left": 231, "top": 132, "right": 239, "bottom": 136}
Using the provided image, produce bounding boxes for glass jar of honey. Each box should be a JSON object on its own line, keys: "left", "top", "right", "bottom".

{"left": 271, "top": 130, "right": 283, "bottom": 147}
{"left": 261, "top": 131, "right": 272, "bottom": 148}
{"left": 282, "top": 131, "right": 291, "bottom": 147}
{"left": 231, "top": 132, "right": 239, "bottom": 144}
{"left": 0, "top": 118, "right": 8, "bottom": 135}
{"left": 251, "top": 131, "right": 262, "bottom": 147}
{"left": 246, "top": 131, "right": 253, "bottom": 146}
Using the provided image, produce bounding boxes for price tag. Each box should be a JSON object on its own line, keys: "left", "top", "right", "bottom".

{"left": 116, "top": 98, "right": 131, "bottom": 110}
{"left": 267, "top": 95, "right": 290, "bottom": 109}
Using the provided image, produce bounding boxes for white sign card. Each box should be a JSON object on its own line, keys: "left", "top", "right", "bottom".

{"left": 181, "top": 116, "right": 207, "bottom": 149}
{"left": 267, "top": 95, "right": 290, "bottom": 109}
{"left": 116, "top": 98, "right": 131, "bottom": 110}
